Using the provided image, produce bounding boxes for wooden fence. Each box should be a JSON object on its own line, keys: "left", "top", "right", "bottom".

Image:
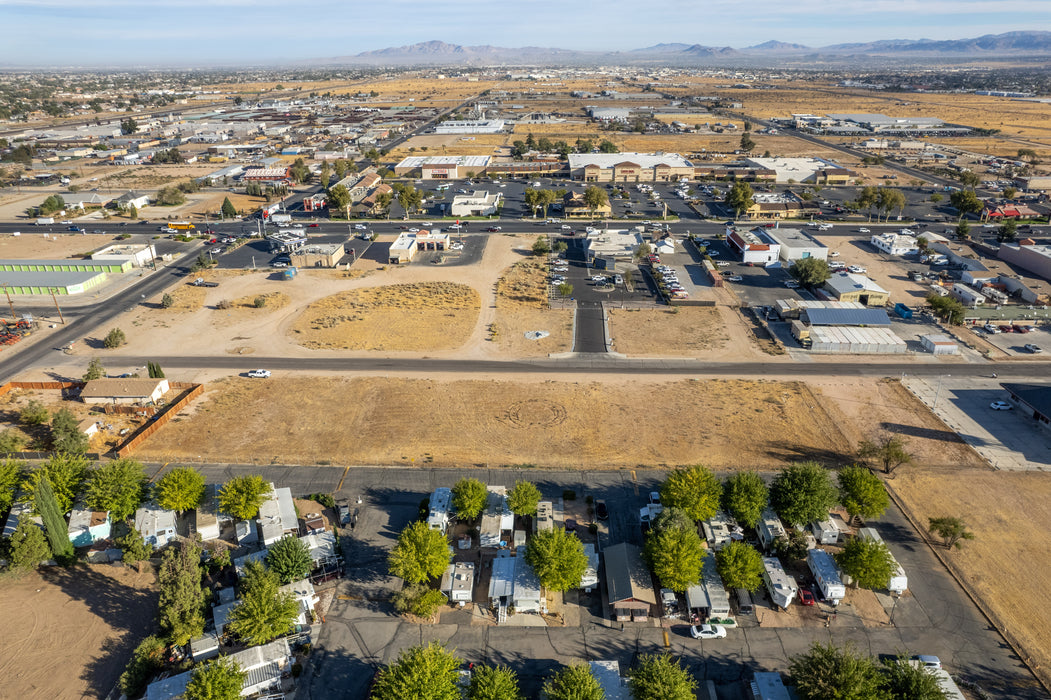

{"left": 114, "top": 382, "right": 204, "bottom": 458}
{"left": 0, "top": 380, "right": 85, "bottom": 398}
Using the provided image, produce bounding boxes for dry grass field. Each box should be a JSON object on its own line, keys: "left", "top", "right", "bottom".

{"left": 140, "top": 377, "right": 857, "bottom": 468}
{"left": 0, "top": 565, "right": 159, "bottom": 700}
{"left": 890, "top": 469, "right": 1051, "bottom": 691}
{"left": 0, "top": 231, "right": 120, "bottom": 260}
{"left": 288, "top": 281, "right": 480, "bottom": 351}
{"left": 492, "top": 257, "right": 573, "bottom": 356}
{"left": 608, "top": 307, "right": 732, "bottom": 357}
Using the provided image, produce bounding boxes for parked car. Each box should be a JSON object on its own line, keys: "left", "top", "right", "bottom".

{"left": 595, "top": 500, "right": 609, "bottom": 520}
{"left": 247, "top": 369, "right": 271, "bottom": 378}
{"left": 1025, "top": 343, "right": 1043, "bottom": 353}
{"left": 727, "top": 275, "right": 743, "bottom": 282}
{"left": 690, "top": 624, "right": 727, "bottom": 640}
{"left": 998, "top": 325, "right": 1014, "bottom": 333}
{"left": 784, "top": 280, "right": 800, "bottom": 289}
{"left": 798, "top": 588, "right": 816, "bottom": 606}
{"left": 911, "top": 655, "right": 942, "bottom": 670}
{"left": 990, "top": 401, "right": 1012, "bottom": 410}
{"left": 847, "top": 265, "right": 867, "bottom": 274}
{"left": 984, "top": 324, "right": 1002, "bottom": 333}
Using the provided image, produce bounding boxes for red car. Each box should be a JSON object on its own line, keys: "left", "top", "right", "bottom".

{"left": 999, "top": 325, "right": 1015, "bottom": 333}
{"left": 798, "top": 589, "right": 816, "bottom": 606}
{"left": 308, "top": 223, "right": 320, "bottom": 228}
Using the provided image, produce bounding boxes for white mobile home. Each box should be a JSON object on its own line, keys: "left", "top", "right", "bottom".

{"left": 686, "top": 551, "right": 732, "bottom": 622}
{"left": 441, "top": 561, "right": 475, "bottom": 604}
{"left": 489, "top": 554, "right": 516, "bottom": 621}
{"left": 535, "top": 501, "right": 553, "bottom": 533}
{"left": 134, "top": 504, "right": 177, "bottom": 548}
{"left": 280, "top": 578, "right": 320, "bottom": 625}
{"left": 581, "top": 543, "right": 599, "bottom": 592}
{"left": 703, "top": 511, "right": 743, "bottom": 550}
{"left": 513, "top": 546, "right": 543, "bottom": 614}
{"left": 857, "top": 527, "right": 908, "bottom": 595}
{"left": 757, "top": 508, "right": 788, "bottom": 551}
{"left": 480, "top": 485, "right": 513, "bottom": 548}
{"left": 810, "top": 518, "right": 839, "bottom": 545}
{"left": 806, "top": 548, "right": 846, "bottom": 606}
{"left": 195, "top": 484, "right": 221, "bottom": 541}
{"left": 67, "top": 506, "right": 111, "bottom": 547}
{"left": 427, "top": 487, "right": 453, "bottom": 534}
{"left": 762, "top": 556, "right": 798, "bottom": 609}
{"left": 257, "top": 484, "right": 297, "bottom": 546}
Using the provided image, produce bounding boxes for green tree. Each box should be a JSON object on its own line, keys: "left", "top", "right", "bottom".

{"left": 118, "top": 635, "right": 167, "bottom": 699}
{"left": 929, "top": 193, "right": 943, "bottom": 204}
{"left": 790, "top": 257, "right": 832, "bottom": 288}
{"left": 598, "top": 140, "right": 618, "bottom": 153}
{"left": 156, "top": 186, "right": 186, "bottom": 206}
{"left": 770, "top": 462, "right": 838, "bottom": 527}
{"left": 857, "top": 435, "right": 914, "bottom": 475}
{"left": 627, "top": 654, "right": 697, "bottom": 700}
{"left": 392, "top": 582, "right": 448, "bottom": 618}
{"left": 120, "top": 118, "right": 139, "bottom": 135}
{"left": 0, "top": 459, "right": 24, "bottom": 510}
{"left": 772, "top": 529, "right": 810, "bottom": 561}
{"left": 924, "top": 294, "right": 965, "bottom": 325}
{"left": 148, "top": 361, "right": 165, "bottom": 378}
{"left": 326, "top": 183, "right": 351, "bottom": 215}
{"left": 227, "top": 560, "right": 299, "bottom": 645}
{"left": 532, "top": 235, "right": 551, "bottom": 256}
{"left": 36, "top": 476, "right": 74, "bottom": 563}
{"left": 371, "top": 642, "right": 462, "bottom": 700}
{"left": 715, "top": 541, "right": 765, "bottom": 592}
{"left": 949, "top": 189, "right": 982, "bottom": 221}
{"left": 0, "top": 427, "right": 26, "bottom": 453}
{"left": 722, "top": 471, "right": 768, "bottom": 528}
{"left": 50, "top": 408, "right": 89, "bottom": 454}
{"left": 857, "top": 186, "right": 878, "bottom": 222}
{"left": 789, "top": 642, "right": 889, "bottom": 700}
{"left": 882, "top": 656, "right": 947, "bottom": 700}
{"left": 158, "top": 539, "right": 206, "bottom": 645}
{"left": 38, "top": 194, "right": 66, "bottom": 215}
{"left": 103, "top": 327, "right": 126, "bottom": 349}
{"left": 388, "top": 520, "right": 451, "bottom": 584}
{"left": 221, "top": 197, "right": 237, "bottom": 218}
{"left": 20, "top": 399, "right": 50, "bottom": 425}
{"left": 645, "top": 524, "right": 704, "bottom": 592}
{"left": 582, "top": 185, "right": 609, "bottom": 218}
{"left": 8, "top": 518, "right": 51, "bottom": 572}
{"left": 118, "top": 526, "right": 154, "bottom": 565}
{"left": 85, "top": 457, "right": 146, "bottom": 520}
{"left": 185, "top": 658, "right": 246, "bottom": 700}
{"left": 651, "top": 506, "right": 694, "bottom": 534}
{"left": 525, "top": 527, "right": 588, "bottom": 592}
{"left": 740, "top": 133, "right": 756, "bottom": 152}
{"left": 997, "top": 218, "right": 1018, "bottom": 243}
{"left": 452, "top": 477, "right": 488, "bottom": 521}
{"left": 22, "top": 452, "right": 89, "bottom": 512}
{"left": 506, "top": 480, "right": 541, "bottom": 517}
{"left": 928, "top": 516, "right": 975, "bottom": 550}
{"left": 397, "top": 185, "right": 424, "bottom": 215}
{"left": 265, "top": 535, "right": 313, "bottom": 584}
{"left": 469, "top": 664, "right": 523, "bottom": 700}
{"left": 155, "top": 466, "right": 206, "bottom": 513}
{"left": 161, "top": 293, "right": 174, "bottom": 309}
{"left": 838, "top": 466, "right": 889, "bottom": 524}
{"left": 959, "top": 171, "right": 980, "bottom": 190}
{"left": 660, "top": 465, "right": 722, "bottom": 522}
{"left": 320, "top": 161, "right": 331, "bottom": 189}
{"left": 835, "top": 537, "right": 896, "bottom": 590}
{"left": 876, "top": 187, "right": 906, "bottom": 222}
{"left": 543, "top": 664, "right": 605, "bottom": 700}
{"left": 128, "top": 203, "right": 138, "bottom": 220}
{"left": 218, "top": 475, "right": 271, "bottom": 520}
{"left": 725, "top": 181, "right": 754, "bottom": 219}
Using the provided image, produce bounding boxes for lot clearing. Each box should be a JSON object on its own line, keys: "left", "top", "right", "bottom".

{"left": 493, "top": 257, "right": 573, "bottom": 357}
{"left": 608, "top": 306, "right": 734, "bottom": 357}
{"left": 0, "top": 564, "right": 158, "bottom": 700}
{"left": 890, "top": 468, "right": 1051, "bottom": 691}
{"left": 0, "top": 231, "right": 121, "bottom": 260}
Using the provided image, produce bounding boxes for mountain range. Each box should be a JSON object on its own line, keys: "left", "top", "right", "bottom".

{"left": 310, "top": 31, "right": 1051, "bottom": 66}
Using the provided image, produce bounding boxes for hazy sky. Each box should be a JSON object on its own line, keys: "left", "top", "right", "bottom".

{"left": 2, "top": 0, "right": 1049, "bottom": 66}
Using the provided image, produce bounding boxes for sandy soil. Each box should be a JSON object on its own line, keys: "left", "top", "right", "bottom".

{"left": 0, "top": 564, "right": 159, "bottom": 700}
{"left": 0, "top": 231, "right": 122, "bottom": 259}
{"left": 890, "top": 469, "right": 1051, "bottom": 691}
{"left": 0, "top": 386, "right": 154, "bottom": 452}
{"left": 810, "top": 231, "right": 941, "bottom": 305}
{"left": 608, "top": 306, "right": 732, "bottom": 357}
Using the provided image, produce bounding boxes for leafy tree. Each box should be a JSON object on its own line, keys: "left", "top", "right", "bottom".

{"left": 35, "top": 477, "right": 73, "bottom": 563}
{"left": 469, "top": 664, "right": 523, "bottom": 700}
{"left": 543, "top": 664, "right": 605, "bottom": 700}
{"left": 929, "top": 193, "right": 943, "bottom": 204}
{"left": 8, "top": 518, "right": 51, "bottom": 572}
{"left": 772, "top": 528, "right": 811, "bottom": 561}
{"left": 218, "top": 475, "right": 271, "bottom": 520}
{"left": 997, "top": 218, "right": 1018, "bottom": 243}
{"left": 557, "top": 282, "right": 573, "bottom": 301}
{"left": 645, "top": 524, "right": 704, "bottom": 591}
{"left": 118, "top": 635, "right": 167, "bottom": 699}
{"left": 155, "top": 466, "right": 206, "bottom": 513}
{"left": 723, "top": 471, "right": 768, "bottom": 528}
{"left": 38, "top": 194, "right": 66, "bottom": 215}
{"left": 0, "top": 459, "right": 24, "bottom": 509}
{"left": 452, "top": 477, "right": 488, "bottom": 521}
{"left": 396, "top": 185, "right": 424, "bottom": 215}
{"left": 770, "top": 462, "right": 838, "bottom": 527}
{"left": 85, "top": 457, "right": 146, "bottom": 520}
{"left": 388, "top": 520, "right": 451, "bottom": 584}
{"left": 81, "top": 356, "right": 106, "bottom": 381}
{"left": 857, "top": 186, "right": 878, "bottom": 222}
{"left": 924, "top": 294, "right": 965, "bottom": 325}
{"left": 20, "top": 400, "right": 49, "bottom": 425}
{"left": 227, "top": 560, "right": 299, "bottom": 645}
{"left": 959, "top": 171, "right": 980, "bottom": 190}
{"left": 506, "top": 480, "right": 541, "bottom": 517}
{"left": 525, "top": 527, "right": 588, "bottom": 592}
{"left": 651, "top": 506, "right": 694, "bottom": 534}
{"left": 660, "top": 465, "right": 722, "bottom": 522}
{"left": 326, "top": 183, "right": 351, "bottom": 214}
{"left": 836, "top": 537, "right": 896, "bottom": 590}
{"left": 790, "top": 257, "right": 832, "bottom": 288}
{"left": 582, "top": 185, "right": 609, "bottom": 217}
{"left": 158, "top": 539, "right": 206, "bottom": 645}
{"left": 532, "top": 235, "right": 551, "bottom": 256}
{"left": 928, "top": 516, "right": 975, "bottom": 550}
{"left": 876, "top": 187, "right": 906, "bottom": 222}
{"left": 120, "top": 118, "right": 139, "bottom": 135}
{"left": 949, "top": 189, "right": 982, "bottom": 220}
{"left": 103, "top": 327, "right": 126, "bottom": 349}
{"left": 392, "top": 582, "right": 448, "bottom": 618}
{"left": 955, "top": 219, "right": 970, "bottom": 241}
{"left": 185, "top": 658, "right": 246, "bottom": 700}
{"left": 740, "top": 133, "right": 756, "bottom": 152}
{"left": 627, "top": 653, "right": 697, "bottom": 700}
{"left": 838, "top": 466, "right": 889, "bottom": 523}
{"left": 156, "top": 186, "right": 186, "bottom": 206}
{"left": 715, "top": 540, "right": 765, "bottom": 592}
{"left": 882, "top": 655, "right": 947, "bottom": 700}
{"left": 725, "top": 181, "right": 754, "bottom": 219}
{"left": 371, "top": 642, "right": 462, "bottom": 700}
{"left": 265, "top": 535, "right": 312, "bottom": 584}
{"left": 51, "top": 408, "right": 89, "bottom": 454}
{"left": 220, "top": 197, "right": 237, "bottom": 218}
{"left": 147, "top": 361, "right": 165, "bottom": 378}
{"left": 598, "top": 140, "right": 618, "bottom": 153}
{"left": 22, "top": 452, "right": 89, "bottom": 512}
{"left": 857, "top": 435, "right": 913, "bottom": 475}
{"left": 118, "top": 525, "right": 154, "bottom": 564}
{"left": 0, "top": 429, "right": 26, "bottom": 453}
{"left": 788, "top": 642, "right": 888, "bottom": 700}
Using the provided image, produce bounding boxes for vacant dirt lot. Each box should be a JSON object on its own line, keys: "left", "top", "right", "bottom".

{"left": 0, "top": 231, "right": 121, "bottom": 260}
{"left": 890, "top": 469, "right": 1051, "bottom": 691}
{"left": 288, "top": 282, "right": 480, "bottom": 351}
{"left": 0, "top": 564, "right": 158, "bottom": 700}
{"left": 608, "top": 306, "right": 732, "bottom": 357}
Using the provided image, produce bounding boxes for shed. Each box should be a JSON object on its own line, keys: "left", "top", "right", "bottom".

{"left": 134, "top": 504, "right": 177, "bottom": 548}
{"left": 81, "top": 378, "right": 169, "bottom": 405}
{"left": 441, "top": 562, "right": 475, "bottom": 604}
{"left": 189, "top": 632, "right": 220, "bottom": 661}
{"left": 921, "top": 334, "right": 959, "bottom": 355}
{"left": 67, "top": 506, "right": 111, "bottom": 547}
{"left": 279, "top": 578, "right": 320, "bottom": 625}
{"left": 302, "top": 512, "right": 326, "bottom": 535}
{"left": 604, "top": 542, "right": 657, "bottom": 621}
{"left": 78, "top": 418, "right": 99, "bottom": 440}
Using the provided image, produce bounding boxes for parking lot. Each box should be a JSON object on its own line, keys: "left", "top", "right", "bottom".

{"left": 976, "top": 324, "right": 1051, "bottom": 356}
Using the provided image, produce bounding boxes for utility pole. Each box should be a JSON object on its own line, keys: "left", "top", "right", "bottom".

{"left": 50, "top": 289, "right": 65, "bottom": 324}
{"left": 1, "top": 284, "right": 15, "bottom": 321}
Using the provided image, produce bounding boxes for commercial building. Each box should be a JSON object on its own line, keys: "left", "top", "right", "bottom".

{"left": 604, "top": 542, "right": 657, "bottom": 622}
{"left": 1000, "top": 383, "right": 1051, "bottom": 432}
{"left": 435, "top": 119, "right": 505, "bottom": 134}
{"left": 242, "top": 167, "right": 292, "bottom": 185}
{"left": 568, "top": 152, "right": 694, "bottom": 183}
{"left": 727, "top": 228, "right": 781, "bottom": 265}
{"left": 982, "top": 202, "right": 1041, "bottom": 220}
{"left": 0, "top": 258, "right": 132, "bottom": 274}
{"left": 290, "top": 241, "right": 348, "bottom": 268}
{"left": 91, "top": 243, "right": 155, "bottom": 268}
{"left": 870, "top": 233, "right": 920, "bottom": 256}
{"left": 388, "top": 230, "right": 450, "bottom": 264}
{"left": 450, "top": 190, "right": 502, "bottom": 217}
{"left": 798, "top": 325, "right": 908, "bottom": 354}
{"left": 0, "top": 269, "right": 108, "bottom": 295}
{"left": 744, "top": 157, "right": 856, "bottom": 184}
{"left": 584, "top": 229, "right": 642, "bottom": 260}
{"left": 998, "top": 240, "right": 1051, "bottom": 282}
{"left": 823, "top": 272, "right": 890, "bottom": 306}
{"left": 393, "top": 155, "right": 491, "bottom": 179}
{"left": 764, "top": 227, "right": 828, "bottom": 262}
{"left": 81, "top": 378, "right": 170, "bottom": 405}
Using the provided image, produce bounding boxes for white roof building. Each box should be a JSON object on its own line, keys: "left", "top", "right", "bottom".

{"left": 134, "top": 504, "right": 177, "bottom": 548}
{"left": 257, "top": 484, "right": 297, "bottom": 546}
{"left": 568, "top": 152, "right": 692, "bottom": 170}
{"left": 441, "top": 561, "right": 475, "bottom": 603}
{"left": 279, "top": 578, "right": 319, "bottom": 625}
{"left": 435, "top": 120, "right": 505, "bottom": 134}
{"left": 480, "top": 485, "right": 513, "bottom": 548}
{"left": 585, "top": 229, "right": 643, "bottom": 259}
{"left": 450, "top": 190, "right": 502, "bottom": 217}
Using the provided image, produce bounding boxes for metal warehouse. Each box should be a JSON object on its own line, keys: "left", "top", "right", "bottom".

{"left": 0, "top": 269, "right": 108, "bottom": 294}
{"left": 0, "top": 258, "right": 131, "bottom": 273}
{"left": 805, "top": 326, "right": 907, "bottom": 354}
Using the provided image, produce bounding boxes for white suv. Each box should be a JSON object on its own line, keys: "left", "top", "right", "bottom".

{"left": 247, "top": 369, "right": 271, "bottom": 378}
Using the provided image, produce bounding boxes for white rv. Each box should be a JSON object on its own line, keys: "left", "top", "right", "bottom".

{"left": 762, "top": 556, "right": 798, "bottom": 609}
{"left": 810, "top": 518, "right": 839, "bottom": 545}
{"left": 857, "top": 527, "right": 908, "bottom": 595}
{"left": 757, "top": 508, "right": 788, "bottom": 551}
{"left": 427, "top": 487, "right": 452, "bottom": 534}
{"left": 806, "top": 548, "right": 846, "bottom": 606}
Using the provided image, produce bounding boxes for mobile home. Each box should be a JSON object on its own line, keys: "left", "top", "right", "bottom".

{"left": 427, "top": 487, "right": 453, "bottom": 534}
{"left": 762, "top": 557, "right": 798, "bottom": 609}
{"left": 857, "top": 527, "right": 908, "bottom": 595}
{"left": 810, "top": 518, "right": 839, "bottom": 545}
{"left": 757, "top": 508, "right": 788, "bottom": 551}
{"left": 806, "top": 548, "right": 846, "bottom": 606}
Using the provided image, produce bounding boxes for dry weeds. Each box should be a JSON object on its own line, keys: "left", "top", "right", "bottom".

{"left": 608, "top": 307, "right": 730, "bottom": 356}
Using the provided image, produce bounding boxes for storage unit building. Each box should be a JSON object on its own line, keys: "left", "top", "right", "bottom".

{"left": 762, "top": 556, "right": 798, "bottom": 609}
{"left": 806, "top": 548, "right": 846, "bottom": 605}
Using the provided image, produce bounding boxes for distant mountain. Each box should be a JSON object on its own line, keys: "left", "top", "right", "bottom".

{"left": 306, "top": 31, "right": 1051, "bottom": 67}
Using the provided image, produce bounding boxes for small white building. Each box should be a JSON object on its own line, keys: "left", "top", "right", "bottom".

{"left": 757, "top": 508, "right": 788, "bottom": 551}
{"left": 806, "top": 548, "right": 846, "bottom": 606}
{"left": 441, "top": 561, "right": 475, "bottom": 604}
{"left": 279, "top": 578, "right": 319, "bottom": 625}
{"left": 134, "top": 504, "right": 177, "bottom": 548}
{"left": 91, "top": 243, "right": 155, "bottom": 268}
{"left": 427, "top": 487, "right": 453, "bottom": 534}
{"left": 728, "top": 228, "right": 781, "bottom": 265}
{"left": 949, "top": 282, "right": 986, "bottom": 308}
{"left": 535, "top": 501, "right": 553, "bottom": 533}
{"left": 480, "top": 485, "right": 513, "bottom": 548}
{"left": 762, "top": 556, "right": 798, "bottom": 609}
{"left": 80, "top": 378, "right": 169, "bottom": 406}
{"left": 257, "top": 484, "right": 297, "bottom": 546}
{"left": 489, "top": 553, "right": 516, "bottom": 619}
{"left": 299, "top": 531, "right": 338, "bottom": 566}
{"left": 870, "top": 232, "right": 919, "bottom": 256}
{"left": 585, "top": 229, "right": 643, "bottom": 260}
{"left": 810, "top": 518, "right": 840, "bottom": 545}
{"left": 920, "top": 334, "right": 959, "bottom": 355}
{"left": 450, "top": 190, "right": 502, "bottom": 217}
{"left": 195, "top": 484, "right": 221, "bottom": 542}
{"left": 766, "top": 226, "right": 828, "bottom": 262}
{"left": 388, "top": 230, "right": 450, "bottom": 264}
{"left": 590, "top": 660, "right": 628, "bottom": 700}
